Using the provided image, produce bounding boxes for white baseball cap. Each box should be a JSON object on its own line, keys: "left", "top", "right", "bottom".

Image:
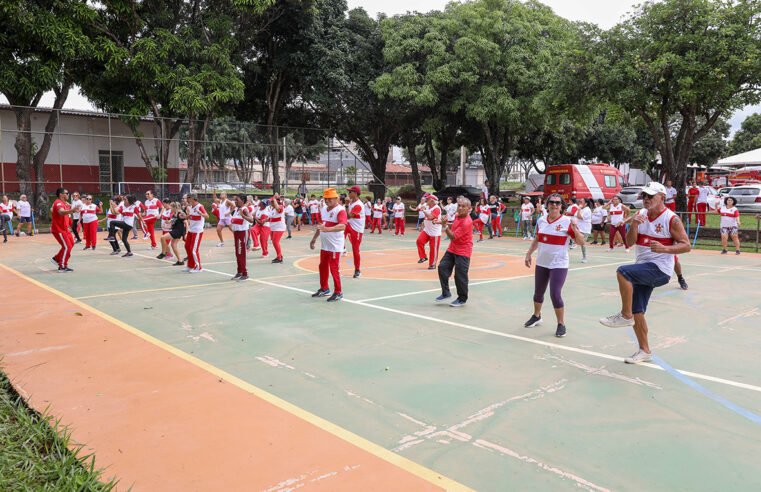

{"left": 640, "top": 182, "right": 667, "bottom": 196}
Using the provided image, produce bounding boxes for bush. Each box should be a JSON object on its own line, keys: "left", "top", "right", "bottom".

{"left": 396, "top": 184, "right": 417, "bottom": 200}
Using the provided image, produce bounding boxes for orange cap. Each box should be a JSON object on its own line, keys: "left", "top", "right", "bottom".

{"left": 323, "top": 188, "right": 339, "bottom": 199}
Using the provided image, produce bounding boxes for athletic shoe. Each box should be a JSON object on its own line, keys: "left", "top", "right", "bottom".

{"left": 151, "top": 246, "right": 157, "bottom": 250}
{"left": 311, "top": 289, "right": 331, "bottom": 298}
{"left": 353, "top": 270, "right": 361, "bottom": 278}
{"left": 237, "top": 275, "right": 249, "bottom": 281}
{"left": 115, "top": 249, "right": 121, "bottom": 254}
{"left": 217, "top": 242, "right": 224, "bottom": 247}
{"left": 427, "top": 264, "right": 436, "bottom": 270}
{"left": 57, "top": 267, "right": 73, "bottom": 273}
{"left": 327, "top": 292, "right": 343, "bottom": 302}
{"left": 524, "top": 314, "right": 542, "bottom": 327}
{"left": 624, "top": 350, "right": 652, "bottom": 364}
{"left": 271, "top": 258, "right": 283, "bottom": 264}
{"left": 417, "top": 257, "right": 427, "bottom": 264}
{"left": 251, "top": 246, "right": 261, "bottom": 251}
{"left": 477, "top": 239, "right": 483, "bottom": 243}
{"left": 599, "top": 313, "right": 635, "bottom": 328}
{"left": 122, "top": 252, "right": 133, "bottom": 257}
{"left": 721, "top": 249, "right": 728, "bottom": 255}
{"left": 105, "top": 235, "right": 115, "bottom": 241}
{"left": 157, "top": 253, "right": 166, "bottom": 259}
{"left": 591, "top": 241, "right": 598, "bottom": 245}
{"left": 678, "top": 276, "right": 688, "bottom": 290}
{"left": 232, "top": 273, "right": 242, "bottom": 280}
{"left": 183, "top": 267, "right": 191, "bottom": 272}
{"left": 606, "top": 248, "right": 613, "bottom": 252}
{"left": 173, "top": 261, "right": 184, "bottom": 266}
{"left": 569, "top": 243, "right": 576, "bottom": 249}
{"left": 287, "top": 235, "right": 292, "bottom": 239}
{"left": 736, "top": 250, "right": 741, "bottom": 255}
{"left": 188, "top": 268, "right": 203, "bottom": 274}
{"left": 581, "top": 258, "right": 588, "bottom": 263}
{"left": 435, "top": 293, "right": 452, "bottom": 303}
{"left": 143, "top": 233, "right": 149, "bottom": 239}
{"left": 74, "top": 239, "right": 82, "bottom": 244}
{"left": 555, "top": 324, "right": 567, "bottom": 338}
{"left": 625, "top": 248, "right": 630, "bottom": 253}
{"left": 3, "top": 238, "right": 6, "bottom": 243}
{"left": 83, "top": 246, "right": 90, "bottom": 251}
{"left": 110, "top": 251, "right": 120, "bottom": 256}
{"left": 51, "top": 257, "right": 59, "bottom": 266}
{"left": 522, "top": 236, "right": 527, "bottom": 240}
{"left": 449, "top": 299, "right": 466, "bottom": 307}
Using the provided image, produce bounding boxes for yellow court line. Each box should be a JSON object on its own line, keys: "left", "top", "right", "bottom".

{"left": 0, "top": 263, "right": 471, "bottom": 492}
{"left": 75, "top": 281, "right": 232, "bottom": 300}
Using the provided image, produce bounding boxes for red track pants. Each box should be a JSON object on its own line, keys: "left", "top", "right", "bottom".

{"left": 270, "top": 230, "right": 284, "bottom": 259}
{"left": 491, "top": 215, "right": 501, "bottom": 236}
{"left": 234, "top": 230, "right": 248, "bottom": 276}
{"left": 319, "top": 250, "right": 342, "bottom": 293}
{"left": 474, "top": 219, "right": 486, "bottom": 240}
{"left": 84, "top": 221, "right": 98, "bottom": 248}
{"left": 371, "top": 217, "right": 382, "bottom": 233}
{"left": 259, "top": 227, "right": 271, "bottom": 256}
{"left": 609, "top": 224, "right": 626, "bottom": 249}
{"left": 311, "top": 213, "right": 321, "bottom": 225}
{"left": 416, "top": 231, "right": 441, "bottom": 267}
{"left": 144, "top": 218, "right": 157, "bottom": 247}
{"left": 249, "top": 224, "right": 260, "bottom": 248}
{"left": 344, "top": 227, "right": 363, "bottom": 271}
{"left": 53, "top": 231, "right": 74, "bottom": 268}
{"left": 185, "top": 231, "right": 203, "bottom": 270}
{"left": 394, "top": 217, "right": 405, "bottom": 235}
{"left": 696, "top": 203, "right": 707, "bottom": 226}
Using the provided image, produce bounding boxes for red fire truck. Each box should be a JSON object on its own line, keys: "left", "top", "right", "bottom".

{"left": 543, "top": 164, "right": 624, "bottom": 201}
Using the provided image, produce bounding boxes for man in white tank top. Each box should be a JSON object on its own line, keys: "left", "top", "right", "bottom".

{"left": 599, "top": 182, "right": 690, "bottom": 364}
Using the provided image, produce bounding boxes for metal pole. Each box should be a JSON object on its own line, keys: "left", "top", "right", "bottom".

{"left": 1, "top": 112, "right": 5, "bottom": 195}
{"left": 283, "top": 135, "right": 287, "bottom": 194}
{"left": 460, "top": 145, "right": 466, "bottom": 186}
{"left": 327, "top": 136, "right": 330, "bottom": 188}
{"left": 108, "top": 113, "right": 113, "bottom": 194}
{"left": 756, "top": 215, "right": 759, "bottom": 253}
{"left": 57, "top": 108, "right": 63, "bottom": 188}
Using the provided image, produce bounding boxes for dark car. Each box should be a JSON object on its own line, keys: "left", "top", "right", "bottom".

{"left": 433, "top": 186, "right": 482, "bottom": 205}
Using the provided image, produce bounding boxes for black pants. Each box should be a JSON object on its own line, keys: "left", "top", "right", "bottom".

{"left": 438, "top": 251, "right": 470, "bottom": 302}
{"left": 1, "top": 215, "right": 11, "bottom": 240}
{"left": 109, "top": 221, "right": 133, "bottom": 253}
{"left": 71, "top": 218, "right": 81, "bottom": 241}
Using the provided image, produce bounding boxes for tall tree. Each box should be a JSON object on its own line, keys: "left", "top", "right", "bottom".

{"left": 590, "top": 0, "right": 761, "bottom": 210}
{"left": 729, "top": 113, "right": 761, "bottom": 155}
{"left": 0, "top": 0, "right": 94, "bottom": 200}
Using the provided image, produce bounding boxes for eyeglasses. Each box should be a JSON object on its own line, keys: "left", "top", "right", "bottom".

{"left": 548, "top": 200, "right": 562, "bottom": 205}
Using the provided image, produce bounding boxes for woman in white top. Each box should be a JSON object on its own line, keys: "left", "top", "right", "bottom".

{"left": 80, "top": 195, "right": 102, "bottom": 250}
{"left": 284, "top": 199, "right": 295, "bottom": 239}
{"left": 107, "top": 194, "right": 138, "bottom": 257}
{"left": 473, "top": 198, "right": 490, "bottom": 242}
{"left": 577, "top": 199, "right": 593, "bottom": 263}
{"left": 0, "top": 195, "right": 14, "bottom": 243}
{"left": 267, "top": 195, "right": 286, "bottom": 263}
{"left": 524, "top": 193, "right": 586, "bottom": 338}
{"left": 716, "top": 196, "right": 741, "bottom": 255}
{"left": 70, "top": 192, "right": 84, "bottom": 243}
{"left": 590, "top": 198, "right": 607, "bottom": 245}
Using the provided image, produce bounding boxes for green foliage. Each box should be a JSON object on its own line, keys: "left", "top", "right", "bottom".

{"left": 729, "top": 113, "right": 761, "bottom": 155}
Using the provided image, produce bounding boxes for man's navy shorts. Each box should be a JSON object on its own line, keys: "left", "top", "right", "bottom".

{"left": 617, "top": 262, "right": 671, "bottom": 314}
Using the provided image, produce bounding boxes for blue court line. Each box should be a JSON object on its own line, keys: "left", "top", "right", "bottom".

{"left": 627, "top": 331, "right": 761, "bottom": 425}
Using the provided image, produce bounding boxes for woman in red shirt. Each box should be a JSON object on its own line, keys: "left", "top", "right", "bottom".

{"left": 51, "top": 188, "right": 79, "bottom": 272}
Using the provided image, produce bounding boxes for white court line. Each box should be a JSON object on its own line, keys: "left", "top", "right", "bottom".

{"left": 355, "top": 260, "right": 630, "bottom": 303}
{"left": 124, "top": 251, "right": 761, "bottom": 394}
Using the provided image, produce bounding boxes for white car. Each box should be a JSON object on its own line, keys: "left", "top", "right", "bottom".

{"left": 626, "top": 185, "right": 721, "bottom": 210}
{"left": 727, "top": 185, "right": 761, "bottom": 213}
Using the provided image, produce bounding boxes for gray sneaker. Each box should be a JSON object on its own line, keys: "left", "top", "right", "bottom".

{"left": 624, "top": 350, "right": 652, "bottom": 364}
{"left": 599, "top": 313, "right": 635, "bottom": 328}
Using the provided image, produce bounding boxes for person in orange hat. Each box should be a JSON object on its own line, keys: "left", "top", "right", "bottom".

{"left": 415, "top": 194, "right": 443, "bottom": 270}
{"left": 310, "top": 188, "right": 348, "bottom": 301}
{"left": 345, "top": 186, "right": 364, "bottom": 278}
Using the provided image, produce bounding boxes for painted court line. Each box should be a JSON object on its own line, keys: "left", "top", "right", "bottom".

{"left": 126, "top": 252, "right": 761, "bottom": 395}
{"left": 76, "top": 281, "right": 228, "bottom": 300}
{"left": 0, "top": 263, "right": 469, "bottom": 491}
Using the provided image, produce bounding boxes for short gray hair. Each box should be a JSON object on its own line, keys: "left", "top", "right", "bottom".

{"left": 457, "top": 196, "right": 472, "bottom": 207}
{"left": 187, "top": 193, "right": 198, "bottom": 201}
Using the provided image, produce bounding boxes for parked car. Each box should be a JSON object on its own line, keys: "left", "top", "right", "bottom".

{"left": 434, "top": 186, "right": 482, "bottom": 205}
{"left": 252, "top": 181, "right": 273, "bottom": 190}
{"left": 727, "top": 185, "right": 761, "bottom": 213}
{"left": 618, "top": 185, "right": 646, "bottom": 208}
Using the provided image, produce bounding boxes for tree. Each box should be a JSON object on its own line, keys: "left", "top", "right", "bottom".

{"left": 729, "top": 113, "right": 761, "bottom": 155}
{"left": 0, "top": 0, "right": 94, "bottom": 201}
{"left": 590, "top": 0, "right": 761, "bottom": 211}
{"left": 81, "top": 0, "right": 244, "bottom": 185}
{"left": 690, "top": 117, "right": 730, "bottom": 167}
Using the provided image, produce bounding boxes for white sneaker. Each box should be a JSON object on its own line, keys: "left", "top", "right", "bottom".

{"left": 606, "top": 248, "right": 613, "bottom": 253}
{"left": 599, "top": 313, "right": 635, "bottom": 328}
{"left": 581, "top": 258, "right": 588, "bottom": 263}
{"left": 624, "top": 350, "right": 652, "bottom": 364}
{"left": 625, "top": 248, "right": 630, "bottom": 253}
{"left": 216, "top": 242, "right": 224, "bottom": 247}
{"left": 183, "top": 267, "right": 191, "bottom": 272}
{"left": 570, "top": 244, "right": 576, "bottom": 249}
{"left": 189, "top": 268, "right": 203, "bottom": 274}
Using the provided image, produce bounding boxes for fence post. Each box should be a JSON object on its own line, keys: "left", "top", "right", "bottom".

{"left": 756, "top": 215, "right": 760, "bottom": 253}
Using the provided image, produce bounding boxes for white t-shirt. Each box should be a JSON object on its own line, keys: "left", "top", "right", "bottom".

{"left": 478, "top": 205, "right": 490, "bottom": 223}
{"left": 444, "top": 203, "right": 457, "bottom": 222}
{"left": 118, "top": 204, "right": 138, "bottom": 227}
{"left": 268, "top": 206, "right": 286, "bottom": 232}
{"left": 719, "top": 206, "right": 739, "bottom": 228}
{"left": 187, "top": 203, "right": 207, "bottom": 233}
{"left": 144, "top": 198, "right": 162, "bottom": 219}
{"left": 393, "top": 202, "right": 406, "bottom": 219}
{"left": 1, "top": 202, "right": 15, "bottom": 219}
{"left": 591, "top": 206, "right": 605, "bottom": 225}
{"left": 256, "top": 208, "right": 270, "bottom": 227}
{"left": 481, "top": 184, "right": 489, "bottom": 198}
{"left": 347, "top": 199, "right": 365, "bottom": 233}
{"left": 372, "top": 203, "right": 384, "bottom": 218}
{"left": 364, "top": 202, "right": 373, "bottom": 216}
{"left": 160, "top": 208, "right": 174, "bottom": 231}
{"left": 284, "top": 205, "right": 295, "bottom": 217}
{"left": 520, "top": 203, "right": 535, "bottom": 221}
{"left": 697, "top": 187, "right": 710, "bottom": 204}
{"left": 217, "top": 199, "right": 232, "bottom": 218}
{"left": 71, "top": 199, "right": 83, "bottom": 219}
{"left": 665, "top": 187, "right": 677, "bottom": 204}
{"left": 81, "top": 204, "right": 99, "bottom": 224}
{"left": 578, "top": 207, "right": 592, "bottom": 234}
{"left": 422, "top": 204, "right": 442, "bottom": 236}
{"left": 320, "top": 205, "right": 348, "bottom": 252}
{"left": 16, "top": 200, "right": 31, "bottom": 218}
{"left": 308, "top": 200, "right": 320, "bottom": 214}
{"left": 535, "top": 215, "right": 574, "bottom": 269}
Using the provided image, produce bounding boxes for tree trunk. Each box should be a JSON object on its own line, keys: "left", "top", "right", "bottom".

{"left": 185, "top": 115, "right": 210, "bottom": 185}
{"left": 13, "top": 108, "right": 34, "bottom": 196}
{"left": 406, "top": 143, "right": 423, "bottom": 199}
{"left": 32, "top": 83, "right": 71, "bottom": 211}
{"left": 268, "top": 125, "right": 281, "bottom": 193}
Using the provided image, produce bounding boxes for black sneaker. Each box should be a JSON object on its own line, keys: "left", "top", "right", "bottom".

{"left": 427, "top": 264, "right": 436, "bottom": 270}
{"left": 173, "top": 261, "right": 185, "bottom": 266}
{"left": 110, "top": 251, "right": 120, "bottom": 256}
{"left": 721, "top": 249, "right": 727, "bottom": 254}
{"left": 51, "top": 257, "right": 58, "bottom": 266}
{"left": 327, "top": 292, "right": 343, "bottom": 302}
{"left": 678, "top": 275, "right": 688, "bottom": 291}
{"left": 353, "top": 270, "right": 361, "bottom": 278}
{"left": 417, "top": 257, "right": 428, "bottom": 264}
{"left": 736, "top": 250, "right": 741, "bottom": 255}
{"left": 231, "top": 273, "right": 242, "bottom": 280}
{"left": 524, "top": 314, "right": 542, "bottom": 328}
{"left": 122, "top": 252, "right": 133, "bottom": 257}
{"left": 271, "top": 258, "right": 283, "bottom": 264}
{"left": 83, "top": 246, "right": 90, "bottom": 251}
{"left": 157, "top": 253, "right": 166, "bottom": 259}
{"left": 312, "top": 289, "right": 331, "bottom": 298}
{"left": 238, "top": 275, "right": 249, "bottom": 281}
{"left": 57, "top": 267, "right": 73, "bottom": 273}
{"left": 555, "top": 324, "right": 567, "bottom": 338}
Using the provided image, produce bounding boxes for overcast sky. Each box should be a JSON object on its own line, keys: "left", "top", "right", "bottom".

{"left": 3, "top": 0, "right": 758, "bottom": 135}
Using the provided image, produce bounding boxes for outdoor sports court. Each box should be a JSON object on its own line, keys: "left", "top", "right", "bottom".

{"left": 2, "top": 230, "right": 760, "bottom": 491}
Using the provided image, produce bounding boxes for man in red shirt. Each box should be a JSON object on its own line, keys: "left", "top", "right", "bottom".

{"left": 51, "top": 188, "right": 79, "bottom": 272}
{"left": 436, "top": 197, "right": 473, "bottom": 307}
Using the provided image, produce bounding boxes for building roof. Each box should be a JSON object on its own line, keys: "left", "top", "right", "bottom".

{"left": 386, "top": 163, "right": 432, "bottom": 173}
{"left": 716, "top": 148, "right": 761, "bottom": 168}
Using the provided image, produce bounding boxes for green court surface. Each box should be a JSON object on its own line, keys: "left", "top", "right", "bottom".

{"left": 3, "top": 230, "right": 761, "bottom": 491}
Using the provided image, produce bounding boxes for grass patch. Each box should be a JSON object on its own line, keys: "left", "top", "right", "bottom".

{"left": 0, "top": 369, "right": 117, "bottom": 491}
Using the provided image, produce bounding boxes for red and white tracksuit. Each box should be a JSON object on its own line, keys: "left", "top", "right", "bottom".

{"left": 51, "top": 199, "right": 74, "bottom": 268}
{"left": 393, "top": 202, "right": 405, "bottom": 235}
{"left": 142, "top": 198, "right": 162, "bottom": 247}
{"left": 319, "top": 205, "right": 348, "bottom": 293}
{"left": 474, "top": 205, "right": 490, "bottom": 240}
{"left": 608, "top": 204, "right": 626, "bottom": 249}
{"left": 345, "top": 199, "right": 365, "bottom": 271}
{"left": 256, "top": 208, "right": 271, "bottom": 256}
{"left": 416, "top": 205, "right": 442, "bottom": 267}
{"left": 231, "top": 208, "right": 251, "bottom": 276}
{"left": 268, "top": 205, "right": 286, "bottom": 260}
{"left": 81, "top": 204, "right": 100, "bottom": 248}
{"left": 185, "top": 203, "right": 206, "bottom": 270}
{"left": 371, "top": 204, "right": 385, "bottom": 233}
